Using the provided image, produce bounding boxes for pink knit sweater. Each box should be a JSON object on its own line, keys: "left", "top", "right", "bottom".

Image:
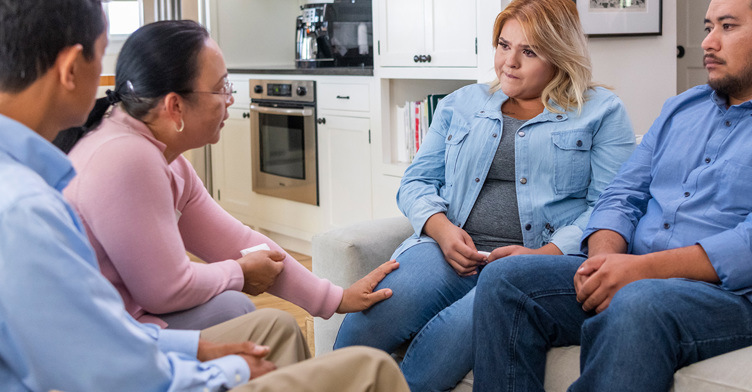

{"left": 64, "top": 107, "right": 343, "bottom": 328}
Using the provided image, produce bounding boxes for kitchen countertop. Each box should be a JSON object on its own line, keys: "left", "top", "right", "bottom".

{"left": 228, "top": 64, "right": 373, "bottom": 76}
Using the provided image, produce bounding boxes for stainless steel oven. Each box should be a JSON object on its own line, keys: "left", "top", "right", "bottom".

{"left": 249, "top": 79, "right": 318, "bottom": 205}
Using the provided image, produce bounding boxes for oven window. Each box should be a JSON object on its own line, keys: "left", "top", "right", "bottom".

{"left": 258, "top": 113, "right": 306, "bottom": 180}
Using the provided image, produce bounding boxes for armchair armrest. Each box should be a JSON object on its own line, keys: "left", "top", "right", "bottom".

{"left": 312, "top": 216, "right": 412, "bottom": 355}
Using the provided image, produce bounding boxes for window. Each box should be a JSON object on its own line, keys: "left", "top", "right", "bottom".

{"left": 105, "top": 0, "right": 142, "bottom": 37}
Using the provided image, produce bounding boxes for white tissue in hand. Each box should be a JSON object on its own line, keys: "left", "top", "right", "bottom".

{"left": 240, "top": 243, "right": 271, "bottom": 256}
{"left": 478, "top": 251, "right": 491, "bottom": 257}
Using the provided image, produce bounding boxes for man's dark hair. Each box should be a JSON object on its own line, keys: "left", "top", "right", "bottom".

{"left": 0, "top": 0, "right": 105, "bottom": 93}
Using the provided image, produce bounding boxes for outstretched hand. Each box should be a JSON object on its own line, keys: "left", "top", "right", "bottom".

{"left": 336, "top": 260, "right": 399, "bottom": 313}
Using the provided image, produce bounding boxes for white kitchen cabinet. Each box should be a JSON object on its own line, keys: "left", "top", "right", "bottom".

{"left": 318, "top": 114, "right": 373, "bottom": 229}
{"left": 210, "top": 107, "right": 253, "bottom": 219}
{"left": 377, "top": 0, "right": 477, "bottom": 68}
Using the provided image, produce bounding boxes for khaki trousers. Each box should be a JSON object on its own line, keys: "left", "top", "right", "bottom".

{"left": 200, "top": 308, "right": 408, "bottom": 392}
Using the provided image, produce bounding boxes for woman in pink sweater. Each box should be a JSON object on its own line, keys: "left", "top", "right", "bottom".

{"left": 55, "top": 20, "right": 396, "bottom": 330}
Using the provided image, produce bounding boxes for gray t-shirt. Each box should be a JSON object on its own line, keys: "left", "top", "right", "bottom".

{"left": 464, "top": 115, "right": 526, "bottom": 252}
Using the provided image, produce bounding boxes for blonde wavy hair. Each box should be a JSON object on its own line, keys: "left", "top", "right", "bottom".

{"left": 489, "top": 0, "right": 597, "bottom": 113}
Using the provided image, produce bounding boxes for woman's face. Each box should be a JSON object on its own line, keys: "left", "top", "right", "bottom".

{"left": 182, "top": 38, "right": 233, "bottom": 146}
{"left": 494, "top": 18, "right": 556, "bottom": 101}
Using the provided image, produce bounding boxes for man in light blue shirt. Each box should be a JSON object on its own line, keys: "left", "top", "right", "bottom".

{"left": 473, "top": 0, "right": 752, "bottom": 391}
{"left": 0, "top": 1, "right": 408, "bottom": 391}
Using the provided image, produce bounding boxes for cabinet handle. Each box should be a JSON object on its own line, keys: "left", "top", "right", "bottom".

{"left": 242, "top": 112, "right": 250, "bottom": 119}
{"left": 419, "top": 55, "right": 427, "bottom": 62}
{"left": 426, "top": 54, "right": 432, "bottom": 63}
{"left": 413, "top": 55, "right": 420, "bottom": 63}
{"left": 336, "top": 95, "right": 350, "bottom": 100}
{"left": 317, "top": 118, "right": 326, "bottom": 125}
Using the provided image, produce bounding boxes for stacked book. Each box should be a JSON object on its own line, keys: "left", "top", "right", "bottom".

{"left": 395, "top": 94, "right": 447, "bottom": 163}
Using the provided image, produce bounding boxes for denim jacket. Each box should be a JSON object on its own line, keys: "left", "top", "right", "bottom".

{"left": 392, "top": 84, "right": 636, "bottom": 258}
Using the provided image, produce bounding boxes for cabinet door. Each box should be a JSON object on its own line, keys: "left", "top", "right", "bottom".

{"left": 318, "top": 114, "right": 373, "bottom": 228}
{"left": 211, "top": 107, "right": 253, "bottom": 216}
{"left": 425, "top": 0, "right": 477, "bottom": 67}
{"left": 378, "top": 0, "right": 427, "bottom": 67}
{"left": 378, "top": 0, "right": 477, "bottom": 67}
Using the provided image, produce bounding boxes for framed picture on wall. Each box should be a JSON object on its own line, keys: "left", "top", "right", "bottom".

{"left": 576, "top": 0, "right": 662, "bottom": 37}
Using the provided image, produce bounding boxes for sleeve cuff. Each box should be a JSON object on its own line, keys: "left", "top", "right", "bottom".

{"left": 698, "top": 230, "right": 752, "bottom": 291}
{"left": 550, "top": 225, "right": 584, "bottom": 255}
{"left": 157, "top": 329, "right": 201, "bottom": 357}
{"left": 206, "top": 354, "right": 251, "bottom": 388}
{"left": 407, "top": 195, "right": 449, "bottom": 236}
{"left": 581, "top": 211, "right": 636, "bottom": 254}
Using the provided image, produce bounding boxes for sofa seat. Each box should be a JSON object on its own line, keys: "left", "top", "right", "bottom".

{"left": 312, "top": 216, "right": 752, "bottom": 391}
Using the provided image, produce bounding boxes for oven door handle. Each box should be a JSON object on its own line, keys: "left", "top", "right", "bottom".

{"left": 250, "top": 103, "right": 313, "bottom": 117}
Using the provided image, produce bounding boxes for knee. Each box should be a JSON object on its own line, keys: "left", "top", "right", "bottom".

{"left": 584, "top": 280, "right": 676, "bottom": 340}
{"left": 254, "top": 308, "right": 300, "bottom": 336}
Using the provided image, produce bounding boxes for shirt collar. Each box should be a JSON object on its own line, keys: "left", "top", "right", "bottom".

{"left": 0, "top": 114, "right": 76, "bottom": 192}
{"left": 710, "top": 89, "right": 752, "bottom": 111}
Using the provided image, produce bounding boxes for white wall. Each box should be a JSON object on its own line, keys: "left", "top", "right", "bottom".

{"left": 588, "top": 0, "right": 677, "bottom": 136}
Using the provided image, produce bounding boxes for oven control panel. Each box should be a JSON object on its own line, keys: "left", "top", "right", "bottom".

{"left": 250, "top": 79, "right": 315, "bottom": 103}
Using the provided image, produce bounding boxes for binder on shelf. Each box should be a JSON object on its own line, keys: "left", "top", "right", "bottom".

{"left": 396, "top": 92, "right": 449, "bottom": 164}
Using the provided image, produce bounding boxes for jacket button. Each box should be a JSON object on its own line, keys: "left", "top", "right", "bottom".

{"left": 518, "top": 131, "right": 525, "bottom": 137}
{"left": 492, "top": 133, "right": 498, "bottom": 138}
{"left": 684, "top": 192, "right": 690, "bottom": 197}
{"left": 725, "top": 120, "right": 731, "bottom": 127}
{"left": 475, "top": 178, "right": 480, "bottom": 183}
{"left": 556, "top": 115, "right": 563, "bottom": 120}
{"left": 525, "top": 223, "right": 532, "bottom": 231}
{"left": 705, "top": 157, "right": 711, "bottom": 163}
{"left": 447, "top": 134, "right": 453, "bottom": 141}
{"left": 576, "top": 140, "right": 583, "bottom": 147}
{"left": 519, "top": 177, "right": 527, "bottom": 184}
{"left": 663, "top": 223, "right": 670, "bottom": 229}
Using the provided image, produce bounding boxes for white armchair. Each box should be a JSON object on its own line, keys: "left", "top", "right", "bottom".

{"left": 312, "top": 216, "right": 752, "bottom": 391}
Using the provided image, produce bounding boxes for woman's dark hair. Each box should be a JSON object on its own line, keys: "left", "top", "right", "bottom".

{"left": 54, "top": 20, "right": 210, "bottom": 153}
{"left": 0, "top": 0, "right": 105, "bottom": 93}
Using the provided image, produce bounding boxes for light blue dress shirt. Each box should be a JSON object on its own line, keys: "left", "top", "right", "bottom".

{"left": 0, "top": 114, "right": 249, "bottom": 391}
{"left": 393, "top": 84, "right": 636, "bottom": 258}
{"left": 583, "top": 85, "right": 752, "bottom": 296}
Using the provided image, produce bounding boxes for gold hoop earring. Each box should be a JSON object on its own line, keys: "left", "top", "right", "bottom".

{"left": 175, "top": 118, "right": 184, "bottom": 133}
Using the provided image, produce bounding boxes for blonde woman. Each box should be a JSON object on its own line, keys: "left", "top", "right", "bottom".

{"left": 334, "top": 0, "right": 636, "bottom": 389}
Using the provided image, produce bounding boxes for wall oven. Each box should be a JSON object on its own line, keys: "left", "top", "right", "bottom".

{"left": 249, "top": 79, "right": 318, "bottom": 206}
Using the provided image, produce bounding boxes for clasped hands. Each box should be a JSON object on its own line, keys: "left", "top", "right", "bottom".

{"left": 574, "top": 253, "right": 649, "bottom": 314}
{"left": 197, "top": 339, "right": 276, "bottom": 380}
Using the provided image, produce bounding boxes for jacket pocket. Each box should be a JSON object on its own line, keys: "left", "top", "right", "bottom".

{"left": 552, "top": 129, "right": 593, "bottom": 194}
{"left": 444, "top": 119, "right": 471, "bottom": 177}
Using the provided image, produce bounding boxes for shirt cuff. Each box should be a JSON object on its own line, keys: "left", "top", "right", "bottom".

{"left": 206, "top": 354, "right": 251, "bottom": 388}
{"left": 157, "top": 329, "right": 201, "bottom": 357}
{"left": 581, "top": 211, "right": 636, "bottom": 254}
{"left": 698, "top": 230, "right": 752, "bottom": 291}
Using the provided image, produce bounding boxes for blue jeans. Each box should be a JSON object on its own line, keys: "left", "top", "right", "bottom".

{"left": 335, "top": 242, "right": 478, "bottom": 391}
{"left": 472, "top": 254, "right": 752, "bottom": 392}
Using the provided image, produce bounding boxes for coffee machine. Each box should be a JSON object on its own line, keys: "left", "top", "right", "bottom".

{"left": 296, "top": 3, "right": 335, "bottom": 68}
{"left": 295, "top": 1, "right": 373, "bottom": 69}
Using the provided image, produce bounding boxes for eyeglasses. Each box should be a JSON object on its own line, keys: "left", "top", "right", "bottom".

{"left": 184, "top": 79, "right": 235, "bottom": 104}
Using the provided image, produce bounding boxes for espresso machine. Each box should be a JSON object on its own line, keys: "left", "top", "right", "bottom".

{"left": 295, "top": 1, "right": 373, "bottom": 69}
{"left": 295, "top": 3, "right": 335, "bottom": 68}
